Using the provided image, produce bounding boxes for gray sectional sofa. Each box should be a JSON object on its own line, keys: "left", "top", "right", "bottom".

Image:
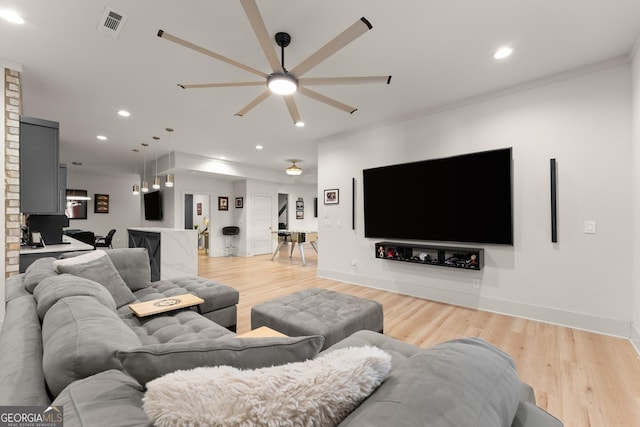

{"left": 0, "top": 248, "right": 563, "bottom": 426}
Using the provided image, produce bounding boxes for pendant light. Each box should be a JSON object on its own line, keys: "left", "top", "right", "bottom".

{"left": 141, "top": 143, "right": 149, "bottom": 193}
{"left": 152, "top": 136, "right": 161, "bottom": 189}
{"left": 285, "top": 160, "right": 302, "bottom": 176}
{"left": 165, "top": 128, "right": 174, "bottom": 187}
{"left": 132, "top": 148, "right": 140, "bottom": 195}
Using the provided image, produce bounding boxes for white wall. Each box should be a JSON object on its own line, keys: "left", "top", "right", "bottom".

{"left": 171, "top": 172, "right": 235, "bottom": 257}
{"left": 318, "top": 62, "right": 633, "bottom": 337}
{"left": 65, "top": 169, "right": 142, "bottom": 248}
{"left": 631, "top": 42, "right": 640, "bottom": 352}
{"left": 278, "top": 183, "right": 318, "bottom": 231}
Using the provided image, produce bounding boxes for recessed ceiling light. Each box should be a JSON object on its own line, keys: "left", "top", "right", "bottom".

{"left": 295, "top": 121, "right": 305, "bottom": 127}
{"left": 493, "top": 46, "right": 513, "bottom": 60}
{"left": 256, "top": 145, "right": 263, "bottom": 150}
{"left": 0, "top": 10, "right": 25, "bottom": 24}
{"left": 219, "top": 156, "right": 227, "bottom": 160}
{"left": 97, "top": 135, "right": 107, "bottom": 141}
{"left": 117, "top": 110, "right": 130, "bottom": 117}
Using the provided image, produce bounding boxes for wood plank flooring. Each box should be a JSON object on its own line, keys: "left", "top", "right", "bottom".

{"left": 198, "top": 248, "right": 640, "bottom": 427}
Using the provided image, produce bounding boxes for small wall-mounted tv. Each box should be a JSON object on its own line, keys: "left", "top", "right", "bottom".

{"left": 144, "top": 191, "right": 163, "bottom": 221}
{"left": 363, "top": 148, "right": 513, "bottom": 245}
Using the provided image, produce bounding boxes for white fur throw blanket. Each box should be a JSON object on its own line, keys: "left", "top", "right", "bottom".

{"left": 143, "top": 345, "right": 391, "bottom": 427}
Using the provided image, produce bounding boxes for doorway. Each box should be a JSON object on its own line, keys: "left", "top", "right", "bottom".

{"left": 184, "top": 193, "right": 211, "bottom": 251}
{"left": 278, "top": 193, "right": 288, "bottom": 230}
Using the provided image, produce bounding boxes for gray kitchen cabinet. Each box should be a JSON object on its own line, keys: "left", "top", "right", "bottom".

{"left": 19, "top": 116, "right": 62, "bottom": 214}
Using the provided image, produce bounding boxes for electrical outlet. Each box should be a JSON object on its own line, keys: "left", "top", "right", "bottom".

{"left": 472, "top": 279, "right": 480, "bottom": 289}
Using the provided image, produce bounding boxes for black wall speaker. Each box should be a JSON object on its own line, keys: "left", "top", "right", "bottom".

{"left": 550, "top": 158, "right": 557, "bottom": 243}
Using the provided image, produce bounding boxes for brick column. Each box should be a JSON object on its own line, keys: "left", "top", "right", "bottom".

{"left": 5, "top": 68, "right": 21, "bottom": 277}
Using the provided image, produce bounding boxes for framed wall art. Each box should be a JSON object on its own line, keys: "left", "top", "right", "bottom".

{"left": 218, "top": 196, "right": 229, "bottom": 211}
{"left": 324, "top": 189, "right": 339, "bottom": 205}
{"left": 235, "top": 197, "right": 243, "bottom": 208}
{"left": 94, "top": 194, "right": 109, "bottom": 214}
{"left": 65, "top": 189, "right": 88, "bottom": 219}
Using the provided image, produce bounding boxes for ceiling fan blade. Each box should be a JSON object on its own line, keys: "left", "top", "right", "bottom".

{"left": 283, "top": 95, "right": 303, "bottom": 125}
{"left": 299, "top": 76, "right": 392, "bottom": 86}
{"left": 290, "top": 17, "right": 373, "bottom": 78}
{"left": 157, "top": 30, "right": 268, "bottom": 79}
{"left": 298, "top": 87, "right": 357, "bottom": 114}
{"left": 239, "top": 0, "right": 284, "bottom": 74}
{"left": 234, "top": 90, "right": 271, "bottom": 117}
{"left": 178, "top": 82, "right": 265, "bottom": 89}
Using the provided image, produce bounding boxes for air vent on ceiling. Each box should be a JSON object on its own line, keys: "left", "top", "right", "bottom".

{"left": 97, "top": 6, "right": 127, "bottom": 38}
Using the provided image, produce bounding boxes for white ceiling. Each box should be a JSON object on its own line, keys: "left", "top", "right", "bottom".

{"left": 2, "top": 1, "right": 640, "bottom": 183}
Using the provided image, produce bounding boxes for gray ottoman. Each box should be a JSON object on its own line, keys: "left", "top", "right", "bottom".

{"left": 251, "top": 288, "right": 383, "bottom": 349}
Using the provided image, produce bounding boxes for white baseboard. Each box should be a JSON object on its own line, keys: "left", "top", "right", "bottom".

{"left": 317, "top": 269, "right": 631, "bottom": 339}
{"left": 631, "top": 322, "right": 640, "bottom": 356}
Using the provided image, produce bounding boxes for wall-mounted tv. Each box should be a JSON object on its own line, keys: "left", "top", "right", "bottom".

{"left": 363, "top": 148, "right": 513, "bottom": 245}
{"left": 144, "top": 191, "right": 163, "bottom": 221}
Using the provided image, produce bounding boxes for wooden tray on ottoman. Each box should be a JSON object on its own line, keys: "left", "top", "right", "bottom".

{"left": 128, "top": 293, "right": 204, "bottom": 317}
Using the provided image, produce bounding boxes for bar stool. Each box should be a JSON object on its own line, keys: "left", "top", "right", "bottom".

{"left": 222, "top": 226, "right": 240, "bottom": 257}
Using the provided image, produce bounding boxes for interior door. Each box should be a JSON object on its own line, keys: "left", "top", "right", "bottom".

{"left": 253, "top": 194, "right": 273, "bottom": 254}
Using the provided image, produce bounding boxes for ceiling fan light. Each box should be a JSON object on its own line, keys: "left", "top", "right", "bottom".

{"left": 268, "top": 73, "right": 298, "bottom": 95}
{"left": 286, "top": 161, "right": 302, "bottom": 176}
{"left": 295, "top": 121, "right": 305, "bottom": 127}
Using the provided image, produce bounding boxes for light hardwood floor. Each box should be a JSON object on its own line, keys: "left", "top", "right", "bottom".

{"left": 198, "top": 248, "right": 640, "bottom": 427}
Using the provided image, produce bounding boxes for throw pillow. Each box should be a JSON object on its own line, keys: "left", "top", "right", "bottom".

{"left": 337, "top": 337, "right": 522, "bottom": 427}
{"left": 33, "top": 274, "right": 117, "bottom": 320}
{"left": 105, "top": 248, "right": 152, "bottom": 291}
{"left": 143, "top": 345, "right": 391, "bottom": 427}
{"left": 117, "top": 334, "right": 325, "bottom": 385}
{"left": 52, "top": 249, "right": 107, "bottom": 268}
{"left": 42, "top": 295, "right": 142, "bottom": 398}
{"left": 54, "top": 251, "right": 137, "bottom": 308}
{"left": 23, "top": 257, "right": 57, "bottom": 293}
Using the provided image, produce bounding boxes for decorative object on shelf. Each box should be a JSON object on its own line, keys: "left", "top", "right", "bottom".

{"left": 235, "top": 197, "right": 243, "bottom": 208}
{"left": 375, "top": 241, "right": 484, "bottom": 271}
{"left": 94, "top": 194, "right": 109, "bottom": 214}
{"left": 156, "top": 2, "right": 391, "bottom": 126}
{"left": 132, "top": 148, "right": 140, "bottom": 195}
{"left": 152, "top": 136, "right": 161, "bottom": 189}
{"left": 65, "top": 189, "right": 88, "bottom": 219}
{"left": 324, "top": 189, "right": 339, "bottom": 205}
{"left": 165, "top": 128, "right": 174, "bottom": 188}
{"left": 218, "top": 196, "right": 229, "bottom": 211}
{"left": 286, "top": 160, "right": 302, "bottom": 176}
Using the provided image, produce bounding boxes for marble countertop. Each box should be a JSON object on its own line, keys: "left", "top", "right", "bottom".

{"left": 127, "top": 227, "right": 197, "bottom": 234}
{"left": 20, "top": 235, "right": 94, "bottom": 254}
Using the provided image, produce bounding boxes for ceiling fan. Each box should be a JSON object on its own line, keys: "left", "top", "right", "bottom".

{"left": 157, "top": 0, "right": 391, "bottom": 126}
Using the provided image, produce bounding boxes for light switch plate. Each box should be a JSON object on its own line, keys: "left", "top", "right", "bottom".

{"left": 584, "top": 220, "right": 596, "bottom": 234}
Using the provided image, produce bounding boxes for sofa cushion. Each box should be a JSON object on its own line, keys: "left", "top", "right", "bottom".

{"left": 53, "top": 251, "right": 137, "bottom": 308}
{"left": 33, "top": 274, "right": 117, "bottom": 320}
{"left": 42, "top": 296, "right": 142, "bottom": 398}
{"left": 52, "top": 370, "right": 150, "bottom": 427}
{"left": 119, "top": 309, "right": 233, "bottom": 345}
{"left": 0, "top": 295, "right": 50, "bottom": 406}
{"left": 337, "top": 337, "right": 522, "bottom": 427}
{"left": 117, "top": 334, "right": 325, "bottom": 385}
{"left": 105, "top": 248, "right": 152, "bottom": 291}
{"left": 23, "top": 257, "right": 57, "bottom": 293}
{"left": 143, "top": 345, "right": 391, "bottom": 427}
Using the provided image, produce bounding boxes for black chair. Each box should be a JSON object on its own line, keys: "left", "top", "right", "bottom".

{"left": 94, "top": 229, "right": 116, "bottom": 249}
{"left": 222, "top": 226, "right": 240, "bottom": 257}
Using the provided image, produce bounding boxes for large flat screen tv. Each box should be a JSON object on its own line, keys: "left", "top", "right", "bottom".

{"left": 144, "top": 191, "right": 163, "bottom": 221}
{"left": 363, "top": 148, "right": 513, "bottom": 245}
